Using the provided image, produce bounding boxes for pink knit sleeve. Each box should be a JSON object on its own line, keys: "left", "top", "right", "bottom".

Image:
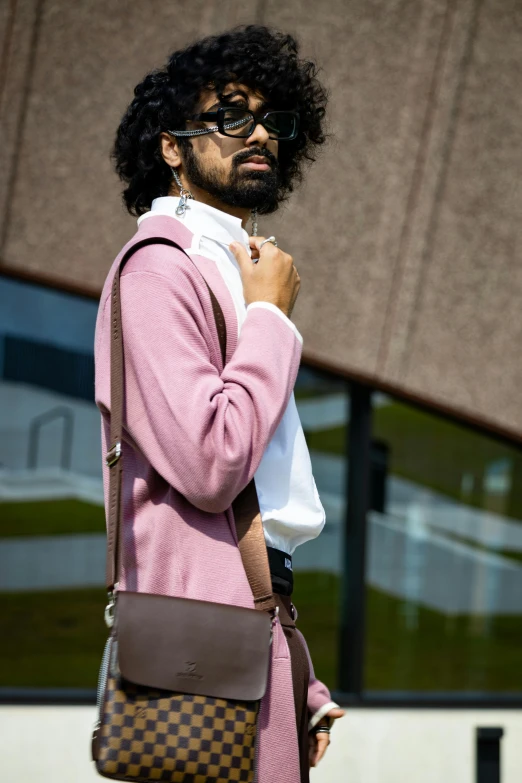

{"left": 96, "top": 261, "right": 302, "bottom": 514}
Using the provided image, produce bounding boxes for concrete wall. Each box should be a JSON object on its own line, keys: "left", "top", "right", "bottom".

{"left": 1, "top": 705, "right": 521, "bottom": 782}
{"left": 1, "top": 0, "right": 522, "bottom": 436}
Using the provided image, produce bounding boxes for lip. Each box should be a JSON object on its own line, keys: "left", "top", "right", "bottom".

{"left": 239, "top": 156, "right": 271, "bottom": 171}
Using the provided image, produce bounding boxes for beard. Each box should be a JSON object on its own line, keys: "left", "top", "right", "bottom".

{"left": 180, "top": 144, "right": 281, "bottom": 213}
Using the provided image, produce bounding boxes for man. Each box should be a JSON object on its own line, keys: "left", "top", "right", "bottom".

{"left": 95, "top": 25, "right": 344, "bottom": 782}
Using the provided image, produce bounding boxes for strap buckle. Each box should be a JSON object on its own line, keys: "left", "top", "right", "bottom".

{"left": 269, "top": 605, "right": 279, "bottom": 645}
{"left": 105, "top": 441, "right": 121, "bottom": 467}
{"left": 104, "top": 591, "right": 115, "bottom": 628}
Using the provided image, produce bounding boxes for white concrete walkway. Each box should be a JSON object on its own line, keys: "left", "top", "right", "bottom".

{"left": 1, "top": 705, "right": 521, "bottom": 783}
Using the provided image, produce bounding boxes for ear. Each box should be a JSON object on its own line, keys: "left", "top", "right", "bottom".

{"left": 159, "top": 132, "right": 182, "bottom": 169}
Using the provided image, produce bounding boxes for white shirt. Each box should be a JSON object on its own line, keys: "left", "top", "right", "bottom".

{"left": 138, "top": 196, "right": 326, "bottom": 555}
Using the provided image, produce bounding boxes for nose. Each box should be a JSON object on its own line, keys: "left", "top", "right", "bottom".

{"left": 245, "top": 120, "right": 270, "bottom": 147}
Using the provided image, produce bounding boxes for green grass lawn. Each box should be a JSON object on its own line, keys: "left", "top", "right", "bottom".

{"left": 0, "top": 587, "right": 108, "bottom": 688}
{"left": 3, "top": 403, "right": 521, "bottom": 541}
{"left": 1, "top": 398, "right": 521, "bottom": 692}
{"left": 364, "top": 582, "right": 522, "bottom": 692}
{"left": 293, "top": 573, "right": 522, "bottom": 693}
{"left": 374, "top": 403, "right": 522, "bottom": 522}
{"left": 1, "top": 575, "right": 521, "bottom": 692}
{"left": 0, "top": 498, "right": 106, "bottom": 538}
{"left": 302, "top": 400, "right": 522, "bottom": 524}
{"left": 292, "top": 571, "right": 340, "bottom": 688}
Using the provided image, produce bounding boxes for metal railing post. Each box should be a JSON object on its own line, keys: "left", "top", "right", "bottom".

{"left": 27, "top": 406, "right": 74, "bottom": 470}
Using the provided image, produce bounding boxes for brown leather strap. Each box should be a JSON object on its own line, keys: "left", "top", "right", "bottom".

{"left": 233, "top": 481, "right": 278, "bottom": 612}
{"left": 106, "top": 236, "right": 275, "bottom": 613}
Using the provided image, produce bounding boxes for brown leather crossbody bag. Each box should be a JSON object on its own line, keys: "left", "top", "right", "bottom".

{"left": 92, "top": 237, "right": 277, "bottom": 783}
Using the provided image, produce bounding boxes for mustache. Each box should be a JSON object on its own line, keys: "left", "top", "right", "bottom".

{"left": 232, "top": 148, "right": 279, "bottom": 170}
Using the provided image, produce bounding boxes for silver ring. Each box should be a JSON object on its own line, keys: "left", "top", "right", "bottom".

{"left": 259, "top": 236, "right": 278, "bottom": 249}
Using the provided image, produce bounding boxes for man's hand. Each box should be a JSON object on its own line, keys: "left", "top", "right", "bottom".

{"left": 229, "top": 236, "right": 301, "bottom": 319}
{"left": 309, "top": 706, "right": 346, "bottom": 768}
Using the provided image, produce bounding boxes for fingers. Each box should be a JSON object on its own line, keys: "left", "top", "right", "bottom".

{"left": 315, "top": 734, "right": 330, "bottom": 766}
{"left": 309, "top": 733, "right": 330, "bottom": 767}
{"left": 248, "top": 236, "right": 280, "bottom": 258}
{"left": 248, "top": 235, "right": 296, "bottom": 272}
{"left": 249, "top": 235, "right": 268, "bottom": 252}
{"left": 326, "top": 707, "right": 346, "bottom": 721}
{"left": 228, "top": 241, "right": 253, "bottom": 268}
{"left": 309, "top": 713, "right": 340, "bottom": 769}
{"left": 230, "top": 237, "right": 277, "bottom": 263}
{"left": 230, "top": 235, "right": 299, "bottom": 317}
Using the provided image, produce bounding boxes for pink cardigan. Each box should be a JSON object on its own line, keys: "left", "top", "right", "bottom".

{"left": 94, "top": 214, "right": 334, "bottom": 782}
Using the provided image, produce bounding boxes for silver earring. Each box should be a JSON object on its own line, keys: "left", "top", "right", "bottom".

{"left": 251, "top": 207, "right": 258, "bottom": 236}
{"left": 171, "top": 167, "right": 193, "bottom": 216}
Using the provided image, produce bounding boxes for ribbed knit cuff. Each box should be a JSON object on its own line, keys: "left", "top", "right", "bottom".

{"left": 246, "top": 301, "right": 303, "bottom": 345}
{"left": 308, "top": 701, "right": 341, "bottom": 731}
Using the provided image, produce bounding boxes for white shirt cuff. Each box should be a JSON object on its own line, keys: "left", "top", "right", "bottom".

{"left": 308, "top": 701, "right": 341, "bottom": 731}
{"left": 246, "top": 301, "right": 303, "bottom": 345}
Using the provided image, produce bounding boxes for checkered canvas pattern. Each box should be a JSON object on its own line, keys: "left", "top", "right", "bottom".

{"left": 94, "top": 670, "right": 259, "bottom": 782}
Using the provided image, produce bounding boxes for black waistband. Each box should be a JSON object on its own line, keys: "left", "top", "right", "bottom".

{"left": 267, "top": 546, "right": 293, "bottom": 597}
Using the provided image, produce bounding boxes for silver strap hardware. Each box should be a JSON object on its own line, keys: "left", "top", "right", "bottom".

{"left": 105, "top": 441, "right": 121, "bottom": 468}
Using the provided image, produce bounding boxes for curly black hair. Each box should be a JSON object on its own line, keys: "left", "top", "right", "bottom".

{"left": 112, "top": 25, "right": 328, "bottom": 216}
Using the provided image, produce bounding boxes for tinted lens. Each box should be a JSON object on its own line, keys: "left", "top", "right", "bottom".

{"left": 221, "top": 108, "right": 255, "bottom": 137}
{"left": 263, "top": 112, "right": 298, "bottom": 140}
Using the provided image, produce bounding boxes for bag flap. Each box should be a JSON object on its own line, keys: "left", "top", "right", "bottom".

{"left": 115, "top": 591, "right": 272, "bottom": 702}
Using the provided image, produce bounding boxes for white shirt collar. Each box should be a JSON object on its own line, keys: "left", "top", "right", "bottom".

{"left": 137, "top": 196, "right": 250, "bottom": 249}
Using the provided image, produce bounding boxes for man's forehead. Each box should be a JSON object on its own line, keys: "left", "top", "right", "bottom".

{"left": 199, "top": 83, "right": 268, "bottom": 111}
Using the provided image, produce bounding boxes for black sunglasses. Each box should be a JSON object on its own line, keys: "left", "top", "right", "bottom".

{"left": 168, "top": 106, "right": 300, "bottom": 141}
